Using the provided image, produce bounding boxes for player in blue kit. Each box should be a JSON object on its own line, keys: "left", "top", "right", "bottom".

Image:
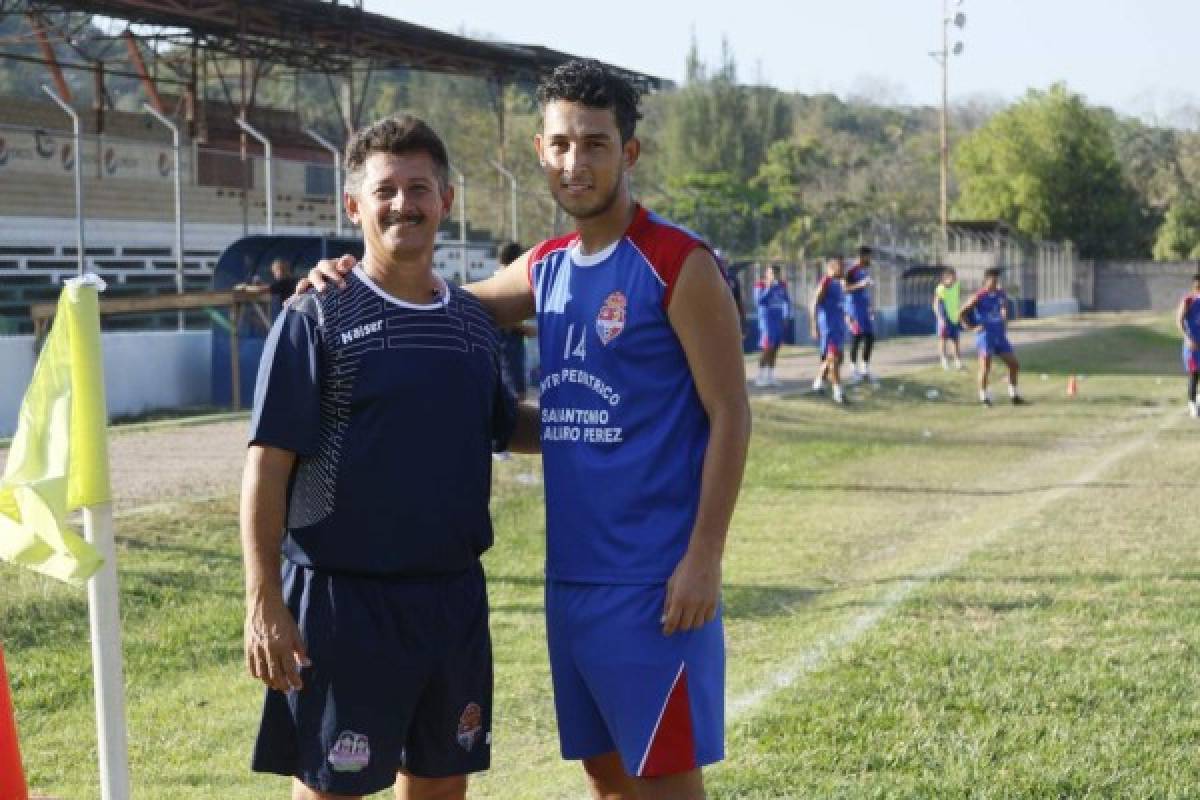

{"left": 241, "top": 116, "right": 534, "bottom": 800}
{"left": 1175, "top": 274, "right": 1200, "bottom": 418}
{"left": 959, "top": 267, "right": 1025, "bottom": 407}
{"left": 754, "top": 264, "right": 791, "bottom": 387}
{"left": 301, "top": 60, "right": 750, "bottom": 800}
{"left": 511, "top": 61, "right": 749, "bottom": 800}
{"left": 810, "top": 257, "right": 848, "bottom": 404}
{"left": 844, "top": 245, "right": 878, "bottom": 385}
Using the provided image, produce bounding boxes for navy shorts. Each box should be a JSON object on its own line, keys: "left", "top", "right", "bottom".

{"left": 546, "top": 581, "right": 725, "bottom": 778}
{"left": 252, "top": 561, "right": 492, "bottom": 795}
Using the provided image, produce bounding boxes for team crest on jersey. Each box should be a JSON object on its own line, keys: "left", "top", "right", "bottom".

{"left": 596, "top": 291, "right": 627, "bottom": 345}
{"left": 327, "top": 731, "right": 370, "bottom": 773}
{"left": 456, "top": 702, "right": 484, "bottom": 751}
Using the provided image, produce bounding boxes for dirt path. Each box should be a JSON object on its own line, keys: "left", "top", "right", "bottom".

{"left": 0, "top": 313, "right": 1155, "bottom": 514}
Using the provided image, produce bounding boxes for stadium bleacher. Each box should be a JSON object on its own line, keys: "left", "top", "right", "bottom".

{"left": 0, "top": 95, "right": 500, "bottom": 333}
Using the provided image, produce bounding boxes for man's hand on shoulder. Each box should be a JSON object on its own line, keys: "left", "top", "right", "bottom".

{"left": 293, "top": 253, "right": 357, "bottom": 297}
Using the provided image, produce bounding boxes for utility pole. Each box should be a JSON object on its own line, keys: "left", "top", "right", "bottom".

{"left": 931, "top": 0, "right": 966, "bottom": 251}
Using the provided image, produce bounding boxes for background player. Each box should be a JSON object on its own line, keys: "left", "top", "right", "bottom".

{"left": 959, "top": 267, "right": 1025, "bottom": 407}
{"left": 755, "top": 264, "right": 791, "bottom": 387}
{"left": 811, "top": 257, "right": 847, "bottom": 404}
{"left": 844, "top": 245, "right": 877, "bottom": 385}
{"left": 933, "top": 267, "right": 965, "bottom": 371}
{"left": 1175, "top": 273, "right": 1200, "bottom": 418}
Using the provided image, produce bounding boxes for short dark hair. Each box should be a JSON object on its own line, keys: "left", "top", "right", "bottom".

{"left": 858, "top": 245, "right": 873, "bottom": 257}
{"left": 1193, "top": 273, "right": 1200, "bottom": 283}
{"left": 344, "top": 114, "right": 450, "bottom": 195}
{"left": 498, "top": 241, "right": 523, "bottom": 266}
{"left": 984, "top": 267, "right": 1003, "bottom": 280}
{"left": 943, "top": 266, "right": 957, "bottom": 276}
{"left": 537, "top": 59, "right": 643, "bottom": 143}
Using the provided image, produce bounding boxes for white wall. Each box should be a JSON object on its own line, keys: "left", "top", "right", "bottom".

{"left": 0, "top": 331, "right": 212, "bottom": 438}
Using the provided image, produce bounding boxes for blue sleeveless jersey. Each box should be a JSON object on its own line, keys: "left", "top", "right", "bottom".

{"left": 973, "top": 289, "right": 1009, "bottom": 336}
{"left": 529, "top": 205, "right": 712, "bottom": 584}
{"left": 816, "top": 275, "right": 846, "bottom": 334}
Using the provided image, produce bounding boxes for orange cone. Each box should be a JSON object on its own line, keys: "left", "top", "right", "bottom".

{"left": 0, "top": 644, "right": 30, "bottom": 800}
{"left": 1067, "top": 375, "right": 1078, "bottom": 398}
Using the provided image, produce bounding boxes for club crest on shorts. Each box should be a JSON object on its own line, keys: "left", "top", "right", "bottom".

{"left": 327, "top": 731, "right": 370, "bottom": 773}
{"left": 596, "top": 291, "right": 627, "bottom": 345}
{"left": 456, "top": 702, "right": 484, "bottom": 751}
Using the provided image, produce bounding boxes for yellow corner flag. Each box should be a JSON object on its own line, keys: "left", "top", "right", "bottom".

{"left": 0, "top": 276, "right": 110, "bottom": 585}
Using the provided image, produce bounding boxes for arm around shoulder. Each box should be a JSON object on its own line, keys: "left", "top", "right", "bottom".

{"left": 467, "top": 251, "right": 536, "bottom": 327}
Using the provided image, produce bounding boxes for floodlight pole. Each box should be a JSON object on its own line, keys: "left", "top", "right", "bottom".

{"left": 304, "top": 128, "right": 343, "bottom": 236}
{"left": 42, "top": 85, "right": 84, "bottom": 275}
{"left": 236, "top": 117, "right": 273, "bottom": 234}
{"left": 488, "top": 159, "right": 518, "bottom": 243}
{"left": 448, "top": 165, "right": 468, "bottom": 285}
{"left": 143, "top": 103, "right": 185, "bottom": 329}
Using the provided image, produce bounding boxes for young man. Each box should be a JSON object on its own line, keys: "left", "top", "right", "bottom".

{"left": 241, "top": 115, "right": 533, "bottom": 800}
{"left": 304, "top": 59, "right": 749, "bottom": 800}
{"left": 843, "top": 245, "right": 876, "bottom": 384}
{"left": 959, "top": 267, "right": 1025, "bottom": 407}
{"left": 810, "top": 257, "right": 847, "bottom": 404}
{"left": 1176, "top": 274, "right": 1200, "bottom": 418}
{"left": 754, "top": 264, "right": 791, "bottom": 387}
{"left": 933, "top": 267, "right": 965, "bottom": 371}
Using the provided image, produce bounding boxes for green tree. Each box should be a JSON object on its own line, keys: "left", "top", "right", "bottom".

{"left": 1153, "top": 194, "right": 1200, "bottom": 261}
{"left": 953, "top": 84, "right": 1148, "bottom": 258}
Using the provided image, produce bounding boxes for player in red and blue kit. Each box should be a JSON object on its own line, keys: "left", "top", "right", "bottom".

{"left": 960, "top": 268, "right": 1025, "bottom": 407}
{"left": 754, "top": 265, "right": 791, "bottom": 386}
{"left": 811, "top": 257, "right": 848, "bottom": 404}
{"left": 1175, "top": 274, "right": 1200, "bottom": 418}
{"left": 844, "top": 245, "right": 878, "bottom": 385}
{"left": 489, "top": 61, "right": 749, "bottom": 800}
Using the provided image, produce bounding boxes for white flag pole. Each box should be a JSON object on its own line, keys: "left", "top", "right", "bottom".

{"left": 83, "top": 502, "right": 131, "bottom": 800}
{"left": 43, "top": 78, "right": 131, "bottom": 798}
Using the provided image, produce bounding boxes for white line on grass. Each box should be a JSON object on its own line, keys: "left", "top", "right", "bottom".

{"left": 727, "top": 410, "right": 1174, "bottom": 722}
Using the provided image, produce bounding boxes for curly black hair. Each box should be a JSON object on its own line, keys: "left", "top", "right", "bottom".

{"left": 536, "top": 59, "right": 643, "bottom": 143}
{"left": 344, "top": 114, "right": 450, "bottom": 195}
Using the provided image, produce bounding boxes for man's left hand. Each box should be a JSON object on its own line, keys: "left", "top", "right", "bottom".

{"left": 661, "top": 550, "right": 721, "bottom": 636}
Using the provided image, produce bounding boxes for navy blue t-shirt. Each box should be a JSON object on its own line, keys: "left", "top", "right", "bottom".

{"left": 249, "top": 267, "right": 517, "bottom": 576}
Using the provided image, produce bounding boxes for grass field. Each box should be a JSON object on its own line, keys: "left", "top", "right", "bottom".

{"left": 3, "top": 315, "right": 1199, "bottom": 799}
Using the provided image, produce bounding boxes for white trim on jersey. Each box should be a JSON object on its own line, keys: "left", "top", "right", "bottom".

{"left": 353, "top": 265, "right": 449, "bottom": 310}
{"left": 569, "top": 238, "right": 621, "bottom": 267}
{"left": 625, "top": 238, "right": 668, "bottom": 288}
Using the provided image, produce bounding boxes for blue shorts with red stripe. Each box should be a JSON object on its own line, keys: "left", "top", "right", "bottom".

{"left": 545, "top": 581, "right": 725, "bottom": 778}
{"left": 848, "top": 314, "right": 873, "bottom": 337}
{"left": 1184, "top": 344, "right": 1199, "bottom": 373}
{"left": 759, "top": 317, "right": 785, "bottom": 349}
{"left": 818, "top": 326, "right": 844, "bottom": 361}
{"left": 938, "top": 321, "right": 960, "bottom": 341}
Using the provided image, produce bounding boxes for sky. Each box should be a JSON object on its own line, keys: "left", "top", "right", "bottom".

{"left": 364, "top": 0, "right": 1200, "bottom": 125}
